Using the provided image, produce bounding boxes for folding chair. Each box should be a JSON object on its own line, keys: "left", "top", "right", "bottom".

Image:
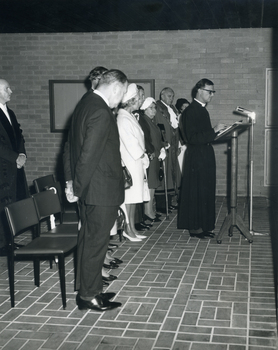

{"left": 4, "top": 197, "right": 77, "bottom": 309}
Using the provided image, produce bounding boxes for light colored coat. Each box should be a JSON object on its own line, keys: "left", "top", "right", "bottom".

{"left": 117, "top": 108, "right": 148, "bottom": 204}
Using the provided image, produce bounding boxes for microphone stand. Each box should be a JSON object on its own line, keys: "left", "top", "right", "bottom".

{"left": 235, "top": 107, "right": 267, "bottom": 236}
{"left": 248, "top": 113, "right": 267, "bottom": 236}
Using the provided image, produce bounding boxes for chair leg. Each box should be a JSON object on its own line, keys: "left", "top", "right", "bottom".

{"left": 7, "top": 251, "right": 15, "bottom": 307}
{"left": 33, "top": 258, "right": 40, "bottom": 287}
{"left": 57, "top": 255, "right": 66, "bottom": 309}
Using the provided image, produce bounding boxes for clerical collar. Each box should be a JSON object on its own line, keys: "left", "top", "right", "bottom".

{"left": 194, "top": 98, "right": 206, "bottom": 107}
{"left": 94, "top": 89, "right": 109, "bottom": 107}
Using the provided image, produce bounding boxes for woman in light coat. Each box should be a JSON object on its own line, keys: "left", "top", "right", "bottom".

{"left": 117, "top": 84, "right": 149, "bottom": 241}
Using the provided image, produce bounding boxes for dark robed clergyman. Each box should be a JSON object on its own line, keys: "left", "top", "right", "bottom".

{"left": 177, "top": 78, "right": 225, "bottom": 239}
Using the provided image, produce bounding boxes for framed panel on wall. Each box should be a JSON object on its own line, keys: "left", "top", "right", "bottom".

{"left": 265, "top": 68, "right": 278, "bottom": 127}
{"left": 49, "top": 79, "right": 155, "bottom": 132}
{"left": 49, "top": 80, "right": 88, "bottom": 132}
{"left": 131, "top": 79, "right": 155, "bottom": 99}
{"left": 264, "top": 129, "right": 278, "bottom": 186}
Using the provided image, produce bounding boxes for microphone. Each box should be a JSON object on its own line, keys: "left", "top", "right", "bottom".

{"left": 235, "top": 106, "right": 256, "bottom": 122}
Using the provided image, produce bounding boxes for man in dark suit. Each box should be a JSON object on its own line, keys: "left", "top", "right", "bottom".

{"left": 63, "top": 69, "right": 128, "bottom": 311}
{"left": 0, "top": 79, "right": 28, "bottom": 256}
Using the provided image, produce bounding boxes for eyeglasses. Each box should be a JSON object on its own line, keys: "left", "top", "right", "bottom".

{"left": 201, "top": 88, "right": 216, "bottom": 95}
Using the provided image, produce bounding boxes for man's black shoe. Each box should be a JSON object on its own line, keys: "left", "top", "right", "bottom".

{"left": 134, "top": 223, "right": 148, "bottom": 231}
{"left": 203, "top": 231, "right": 215, "bottom": 238}
{"left": 103, "top": 262, "right": 119, "bottom": 269}
{"left": 103, "top": 280, "right": 109, "bottom": 287}
{"left": 140, "top": 221, "right": 152, "bottom": 228}
{"left": 157, "top": 208, "right": 172, "bottom": 214}
{"left": 102, "top": 274, "right": 117, "bottom": 282}
{"left": 189, "top": 232, "right": 207, "bottom": 239}
{"left": 108, "top": 243, "right": 118, "bottom": 248}
{"left": 144, "top": 214, "right": 161, "bottom": 223}
{"left": 109, "top": 257, "right": 123, "bottom": 264}
{"left": 76, "top": 294, "right": 121, "bottom": 311}
{"left": 100, "top": 292, "right": 116, "bottom": 300}
{"left": 76, "top": 292, "right": 116, "bottom": 303}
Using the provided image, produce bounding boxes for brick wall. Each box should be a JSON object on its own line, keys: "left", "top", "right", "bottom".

{"left": 0, "top": 28, "right": 273, "bottom": 196}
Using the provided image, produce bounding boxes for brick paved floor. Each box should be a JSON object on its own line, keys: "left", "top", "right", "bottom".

{"left": 0, "top": 197, "right": 277, "bottom": 350}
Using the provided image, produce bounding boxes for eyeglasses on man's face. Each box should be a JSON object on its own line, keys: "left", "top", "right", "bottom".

{"left": 201, "top": 88, "right": 216, "bottom": 95}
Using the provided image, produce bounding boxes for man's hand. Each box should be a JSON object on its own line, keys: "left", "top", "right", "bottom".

{"left": 16, "top": 154, "right": 26, "bottom": 169}
{"left": 148, "top": 152, "right": 155, "bottom": 161}
{"left": 65, "top": 180, "right": 79, "bottom": 203}
{"left": 214, "top": 123, "right": 227, "bottom": 133}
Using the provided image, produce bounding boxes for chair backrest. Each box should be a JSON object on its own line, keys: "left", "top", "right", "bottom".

{"left": 44, "top": 181, "right": 64, "bottom": 207}
{"left": 33, "top": 189, "right": 62, "bottom": 220}
{"left": 33, "top": 176, "right": 66, "bottom": 210}
{"left": 33, "top": 174, "right": 55, "bottom": 193}
{"left": 4, "top": 198, "right": 39, "bottom": 237}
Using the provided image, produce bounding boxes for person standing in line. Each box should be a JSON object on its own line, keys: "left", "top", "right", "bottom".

{"left": 175, "top": 98, "right": 191, "bottom": 173}
{"left": 155, "top": 87, "right": 180, "bottom": 213}
{"left": 117, "top": 83, "right": 150, "bottom": 241}
{"left": 63, "top": 69, "right": 128, "bottom": 311}
{"left": 175, "top": 98, "right": 190, "bottom": 116}
{"left": 0, "top": 79, "right": 29, "bottom": 257}
{"left": 139, "top": 97, "right": 166, "bottom": 221}
{"left": 177, "top": 78, "right": 225, "bottom": 239}
{"left": 64, "top": 66, "right": 121, "bottom": 285}
{"left": 133, "top": 85, "right": 156, "bottom": 231}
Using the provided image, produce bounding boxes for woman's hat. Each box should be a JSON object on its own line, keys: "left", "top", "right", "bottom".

{"left": 122, "top": 83, "right": 138, "bottom": 103}
{"left": 140, "top": 97, "right": 156, "bottom": 110}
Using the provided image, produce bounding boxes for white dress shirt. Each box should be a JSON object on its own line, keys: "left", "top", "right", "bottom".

{"left": 0, "top": 103, "right": 12, "bottom": 124}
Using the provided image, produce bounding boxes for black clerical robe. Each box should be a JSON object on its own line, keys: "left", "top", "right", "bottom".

{"left": 178, "top": 100, "right": 216, "bottom": 231}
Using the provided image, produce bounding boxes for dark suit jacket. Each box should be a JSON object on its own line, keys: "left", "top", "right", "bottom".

{"left": 0, "top": 107, "right": 27, "bottom": 206}
{"left": 63, "top": 91, "right": 124, "bottom": 207}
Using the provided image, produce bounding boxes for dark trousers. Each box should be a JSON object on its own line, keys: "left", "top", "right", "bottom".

{"left": 0, "top": 209, "right": 9, "bottom": 248}
{"left": 155, "top": 194, "right": 172, "bottom": 210}
{"left": 134, "top": 203, "right": 143, "bottom": 224}
{"left": 76, "top": 202, "right": 118, "bottom": 299}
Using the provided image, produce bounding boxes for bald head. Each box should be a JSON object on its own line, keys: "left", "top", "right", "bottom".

{"left": 0, "top": 79, "right": 12, "bottom": 105}
{"left": 160, "top": 87, "right": 175, "bottom": 106}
